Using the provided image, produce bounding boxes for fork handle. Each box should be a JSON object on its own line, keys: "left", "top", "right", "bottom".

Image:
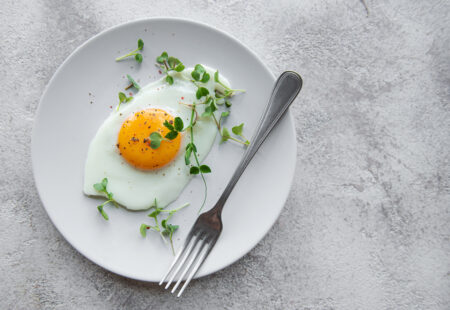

{"left": 211, "top": 71, "right": 303, "bottom": 214}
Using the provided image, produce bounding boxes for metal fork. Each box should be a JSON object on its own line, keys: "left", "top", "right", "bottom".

{"left": 159, "top": 71, "right": 303, "bottom": 297}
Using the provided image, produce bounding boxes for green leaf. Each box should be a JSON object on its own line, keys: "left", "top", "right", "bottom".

{"left": 191, "top": 70, "right": 200, "bottom": 81}
{"left": 196, "top": 87, "right": 209, "bottom": 99}
{"left": 94, "top": 178, "right": 107, "bottom": 192}
{"left": 194, "top": 64, "right": 205, "bottom": 74}
{"left": 205, "top": 96, "right": 213, "bottom": 106}
{"left": 148, "top": 209, "right": 161, "bottom": 218}
{"left": 205, "top": 98, "right": 218, "bottom": 117}
{"left": 185, "top": 143, "right": 197, "bottom": 165}
{"left": 140, "top": 224, "right": 148, "bottom": 237}
{"left": 137, "top": 38, "right": 144, "bottom": 50}
{"left": 149, "top": 132, "right": 162, "bottom": 149}
{"left": 166, "top": 75, "right": 174, "bottom": 85}
{"left": 210, "top": 99, "right": 217, "bottom": 110}
{"left": 201, "top": 108, "right": 213, "bottom": 118}
{"left": 107, "top": 192, "right": 114, "bottom": 200}
{"left": 201, "top": 72, "right": 210, "bottom": 83}
{"left": 202, "top": 101, "right": 217, "bottom": 117}
{"left": 163, "top": 120, "right": 175, "bottom": 131}
{"left": 126, "top": 96, "right": 133, "bottom": 102}
{"left": 118, "top": 92, "right": 126, "bottom": 102}
{"left": 126, "top": 74, "right": 141, "bottom": 90}
{"left": 167, "top": 224, "right": 179, "bottom": 233}
{"left": 162, "top": 224, "right": 176, "bottom": 236}
{"left": 192, "top": 64, "right": 209, "bottom": 83}
{"left": 190, "top": 166, "right": 200, "bottom": 175}
{"left": 165, "top": 131, "right": 178, "bottom": 140}
{"left": 156, "top": 51, "right": 168, "bottom": 63}
{"left": 161, "top": 219, "right": 169, "bottom": 230}
{"left": 199, "top": 165, "right": 211, "bottom": 173}
{"left": 135, "top": 53, "right": 143, "bottom": 63}
{"left": 232, "top": 123, "right": 244, "bottom": 136}
{"left": 93, "top": 183, "right": 104, "bottom": 192}
{"left": 225, "top": 100, "right": 232, "bottom": 108}
{"left": 168, "top": 57, "right": 180, "bottom": 69}
{"left": 187, "top": 143, "right": 197, "bottom": 152}
{"left": 174, "top": 117, "right": 184, "bottom": 132}
{"left": 221, "top": 127, "right": 231, "bottom": 143}
{"left": 97, "top": 205, "right": 109, "bottom": 220}
{"left": 214, "top": 70, "right": 219, "bottom": 82}
{"left": 101, "top": 178, "right": 108, "bottom": 188}
{"left": 185, "top": 147, "right": 192, "bottom": 165}
{"left": 174, "top": 63, "right": 185, "bottom": 72}
{"left": 221, "top": 111, "right": 230, "bottom": 118}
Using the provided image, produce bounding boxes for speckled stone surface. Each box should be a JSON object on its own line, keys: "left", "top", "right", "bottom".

{"left": 1, "top": 0, "right": 449, "bottom": 309}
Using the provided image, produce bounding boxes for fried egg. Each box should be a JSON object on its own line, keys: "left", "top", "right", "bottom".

{"left": 83, "top": 66, "right": 230, "bottom": 210}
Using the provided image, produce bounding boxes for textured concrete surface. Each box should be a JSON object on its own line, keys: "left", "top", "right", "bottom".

{"left": 1, "top": 0, "right": 449, "bottom": 309}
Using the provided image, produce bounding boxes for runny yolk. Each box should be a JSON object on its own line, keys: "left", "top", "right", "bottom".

{"left": 117, "top": 108, "right": 182, "bottom": 170}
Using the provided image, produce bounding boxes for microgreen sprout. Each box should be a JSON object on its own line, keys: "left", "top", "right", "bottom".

{"left": 115, "top": 39, "right": 144, "bottom": 63}
{"left": 219, "top": 111, "right": 230, "bottom": 123}
{"left": 156, "top": 52, "right": 185, "bottom": 85}
{"left": 148, "top": 117, "right": 184, "bottom": 149}
{"left": 140, "top": 200, "right": 189, "bottom": 255}
{"left": 163, "top": 117, "right": 184, "bottom": 139}
{"left": 188, "top": 66, "right": 248, "bottom": 146}
{"left": 231, "top": 123, "right": 250, "bottom": 145}
{"left": 201, "top": 97, "right": 217, "bottom": 118}
{"left": 196, "top": 89, "right": 248, "bottom": 145}
{"left": 125, "top": 74, "right": 141, "bottom": 90}
{"left": 117, "top": 92, "right": 133, "bottom": 111}
{"left": 196, "top": 87, "right": 210, "bottom": 100}
{"left": 93, "top": 178, "right": 118, "bottom": 220}
{"left": 184, "top": 104, "right": 211, "bottom": 211}
{"left": 221, "top": 124, "right": 250, "bottom": 145}
{"left": 220, "top": 127, "right": 231, "bottom": 144}
{"left": 191, "top": 64, "right": 210, "bottom": 83}
{"left": 214, "top": 70, "right": 245, "bottom": 97}
{"left": 148, "top": 132, "right": 165, "bottom": 149}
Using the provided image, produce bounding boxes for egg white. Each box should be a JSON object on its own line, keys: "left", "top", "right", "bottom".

{"left": 83, "top": 66, "right": 230, "bottom": 210}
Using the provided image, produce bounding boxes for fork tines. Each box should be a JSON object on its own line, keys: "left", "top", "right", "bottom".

{"left": 159, "top": 231, "right": 216, "bottom": 297}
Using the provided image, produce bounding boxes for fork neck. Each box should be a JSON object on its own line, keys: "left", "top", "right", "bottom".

{"left": 207, "top": 71, "right": 303, "bottom": 217}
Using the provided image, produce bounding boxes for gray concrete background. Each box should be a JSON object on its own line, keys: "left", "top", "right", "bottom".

{"left": 1, "top": 0, "right": 449, "bottom": 309}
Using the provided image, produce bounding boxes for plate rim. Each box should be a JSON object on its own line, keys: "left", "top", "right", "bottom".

{"left": 31, "top": 17, "right": 297, "bottom": 282}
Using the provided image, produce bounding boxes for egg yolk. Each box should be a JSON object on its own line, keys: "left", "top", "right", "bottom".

{"left": 117, "top": 108, "right": 182, "bottom": 170}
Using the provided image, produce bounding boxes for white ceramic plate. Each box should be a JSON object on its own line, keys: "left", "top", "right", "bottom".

{"left": 32, "top": 18, "right": 296, "bottom": 282}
